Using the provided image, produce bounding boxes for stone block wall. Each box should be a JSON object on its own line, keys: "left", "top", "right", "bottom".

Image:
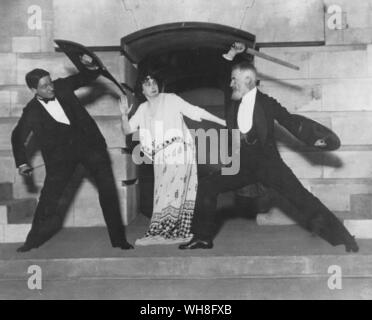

{"left": 1, "top": 0, "right": 372, "bottom": 231}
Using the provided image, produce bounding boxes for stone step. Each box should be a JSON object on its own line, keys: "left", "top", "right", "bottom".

{"left": 1, "top": 218, "right": 371, "bottom": 298}
{"left": 256, "top": 208, "right": 351, "bottom": 226}
{"left": 307, "top": 179, "right": 372, "bottom": 212}
{"left": 2, "top": 276, "right": 372, "bottom": 300}
{"left": 0, "top": 182, "right": 13, "bottom": 201}
{"left": 0, "top": 198, "right": 36, "bottom": 225}
{"left": 1, "top": 251, "right": 370, "bottom": 281}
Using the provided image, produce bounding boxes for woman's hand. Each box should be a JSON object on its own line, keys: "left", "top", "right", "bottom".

{"left": 219, "top": 119, "right": 227, "bottom": 127}
{"left": 118, "top": 96, "right": 133, "bottom": 117}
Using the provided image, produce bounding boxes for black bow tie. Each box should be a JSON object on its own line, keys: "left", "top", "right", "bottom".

{"left": 38, "top": 97, "right": 56, "bottom": 104}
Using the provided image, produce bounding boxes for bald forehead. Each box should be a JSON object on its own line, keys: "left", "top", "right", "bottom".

{"left": 231, "top": 68, "right": 256, "bottom": 79}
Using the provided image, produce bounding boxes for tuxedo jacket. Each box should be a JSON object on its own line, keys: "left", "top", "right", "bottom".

{"left": 226, "top": 88, "right": 340, "bottom": 159}
{"left": 11, "top": 71, "right": 106, "bottom": 168}
{"left": 226, "top": 89, "right": 306, "bottom": 158}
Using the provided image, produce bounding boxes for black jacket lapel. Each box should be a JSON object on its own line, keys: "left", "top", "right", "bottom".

{"left": 252, "top": 91, "right": 268, "bottom": 146}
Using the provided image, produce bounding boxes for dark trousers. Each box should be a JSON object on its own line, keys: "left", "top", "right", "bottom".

{"left": 25, "top": 143, "right": 126, "bottom": 248}
{"left": 191, "top": 150, "right": 353, "bottom": 246}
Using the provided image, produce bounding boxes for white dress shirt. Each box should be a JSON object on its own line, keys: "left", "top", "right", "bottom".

{"left": 39, "top": 98, "right": 70, "bottom": 125}
{"left": 237, "top": 87, "right": 257, "bottom": 134}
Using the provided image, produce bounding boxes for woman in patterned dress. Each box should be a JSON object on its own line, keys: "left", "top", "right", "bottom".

{"left": 119, "top": 73, "right": 226, "bottom": 245}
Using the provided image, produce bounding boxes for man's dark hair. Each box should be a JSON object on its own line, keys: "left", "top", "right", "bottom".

{"left": 25, "top": 68, "right": 50, "bottom": 89}
{"left": 231, "top": 61, "right": 257, "bottom": 74}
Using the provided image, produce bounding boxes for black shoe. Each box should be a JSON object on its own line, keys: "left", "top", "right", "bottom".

{"left": 16, "top": 244, "right": 35, "bottom": 253}
{"left": 345, "top": 236, "right": 359, "bottom": 253}
{"left": 113, "top": 241, "right": 134, "bottom": 250}
{"left": 179, "top": 238, "right": 213, "bottom": 250}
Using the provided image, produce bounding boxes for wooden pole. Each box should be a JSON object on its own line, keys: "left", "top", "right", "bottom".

{"left": 246, "top": 47, "right": 300, "bottom": 70}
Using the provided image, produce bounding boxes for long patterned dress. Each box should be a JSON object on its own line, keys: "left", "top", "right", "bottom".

{"left": 129, "top": 93, "right": 204, "bottom": 243}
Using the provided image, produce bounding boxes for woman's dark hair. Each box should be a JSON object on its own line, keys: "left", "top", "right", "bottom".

{"left": 25, "top": 68, "right": 50, "bottom": 89}
{"left": 134, "top": 69, "right": 163, "bottom": 103}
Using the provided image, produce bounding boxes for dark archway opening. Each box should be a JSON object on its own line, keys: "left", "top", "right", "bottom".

{"left": 121, "top": 22, "right": 256, "bottom": 217}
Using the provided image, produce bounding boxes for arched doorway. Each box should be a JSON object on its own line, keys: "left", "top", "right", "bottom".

{"left": 120, "top": 22, "right": 256, "bottom": 217}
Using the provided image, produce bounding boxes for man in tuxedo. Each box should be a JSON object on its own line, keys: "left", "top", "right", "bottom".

{"left": 11, "top": 61, "right": 133, "bottom": 252}
{"left": 180, "top": 59, "right": 359, "bottom": 253}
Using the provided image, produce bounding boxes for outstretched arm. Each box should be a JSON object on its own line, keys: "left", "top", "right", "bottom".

{"left": 270, "top": 96, "right": 331, "bottom": 148}
{"left": 172, "top": 94, "right": 226, "bottom": 126}
{"left": 198, "top": 109, "right": 226, "bottom": 126}
{"left": 118, "top": 96, "right": 137, "bottom": 135}
{"left": 60, "top": 54, "right": 101, "bottom": 91}
{"left": 11, "top": 109, "right": 33, "bottom": 176}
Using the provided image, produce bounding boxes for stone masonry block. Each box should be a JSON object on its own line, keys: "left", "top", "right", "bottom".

{"left": 12, "top": 36, "right": 41, "bottom": 53}
{"left": 257, "top": 209, "right": 297, "bottom": 226}
{"left": 118, "top": 183, "right": 139, "bottom": 225}
{"left": 311, "top": 182, "right": 372, "bottom": 212}
{"left": 324, "top": 0, "right": 372, "bottom": 45}
{"left": 71, "top": 180, "right": 104, "bottom": 227}
{"left": 0, "top": 120, "right": 17, "bottom": 150}
{"left": 279, "top": 151, "right": 323, "bottom": 179}
{"left": 308, "top": 48, "right": 368, "bottom": 79}
{"left": 0, "top": 90, "right": 11, "bottom": 117}
{"left": 0, "top": 36, "right": 12, "bottom": 52}
{"left": 369, "top": 44, "right": 372, "bottom": 77}
{"left": 259, "top": 80, "right": 322, "bottom": 113}
{"left": 0, "top": 54, "right": 17, "bottom": 85}
{"left": 260, "top": 78, "right": 372, "bottom": 113}
{"left": 344, "top": 220, "right": 372, "bottom": 239}
{"left": 71, "top": 179, "right": 137, "bottom": 227}
{"left": 16, "top": 52, "right": 76, "bottom": 85}
{"left": 0, "top": 154, "right": 16, "bottom": 183}
{"left": 0, "top": 206, "right": 8, "bottom": 224}
{"left": 257, "top": 46, "right": 368, "bottom": 80}
{"left": 0, "top": 225, "right": 4, "bottom": 242}
{"left": 332, "top": 115, "right": 372, "bottom": 145}
{"left": 3, "top": 224, "right": 31, "bottom": 243}
{"left": 322, "top": 79, "right": 372, "bottom": 111}
{"left": 54, "top": 0, "right": 137, "bottom": 47}
{"left": 40, "top": 20, "right": 55, "bottom": 53}
{"left": 323, "top": 151, "right": 372, "bottom": 179}
{"left": 9, "top": 85, "right": 33, "bottom": 117}
{"left": 109, "top": 149, "right": 138, "bottom": 181}
{"left": 13, "top": 179, "right": 41, "bottom": 200}
{"left": 350, "top": 194, "right": 372, "bottom": 219}
{"left": 95, "top": 116, "right": 125, "bottom": 148}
